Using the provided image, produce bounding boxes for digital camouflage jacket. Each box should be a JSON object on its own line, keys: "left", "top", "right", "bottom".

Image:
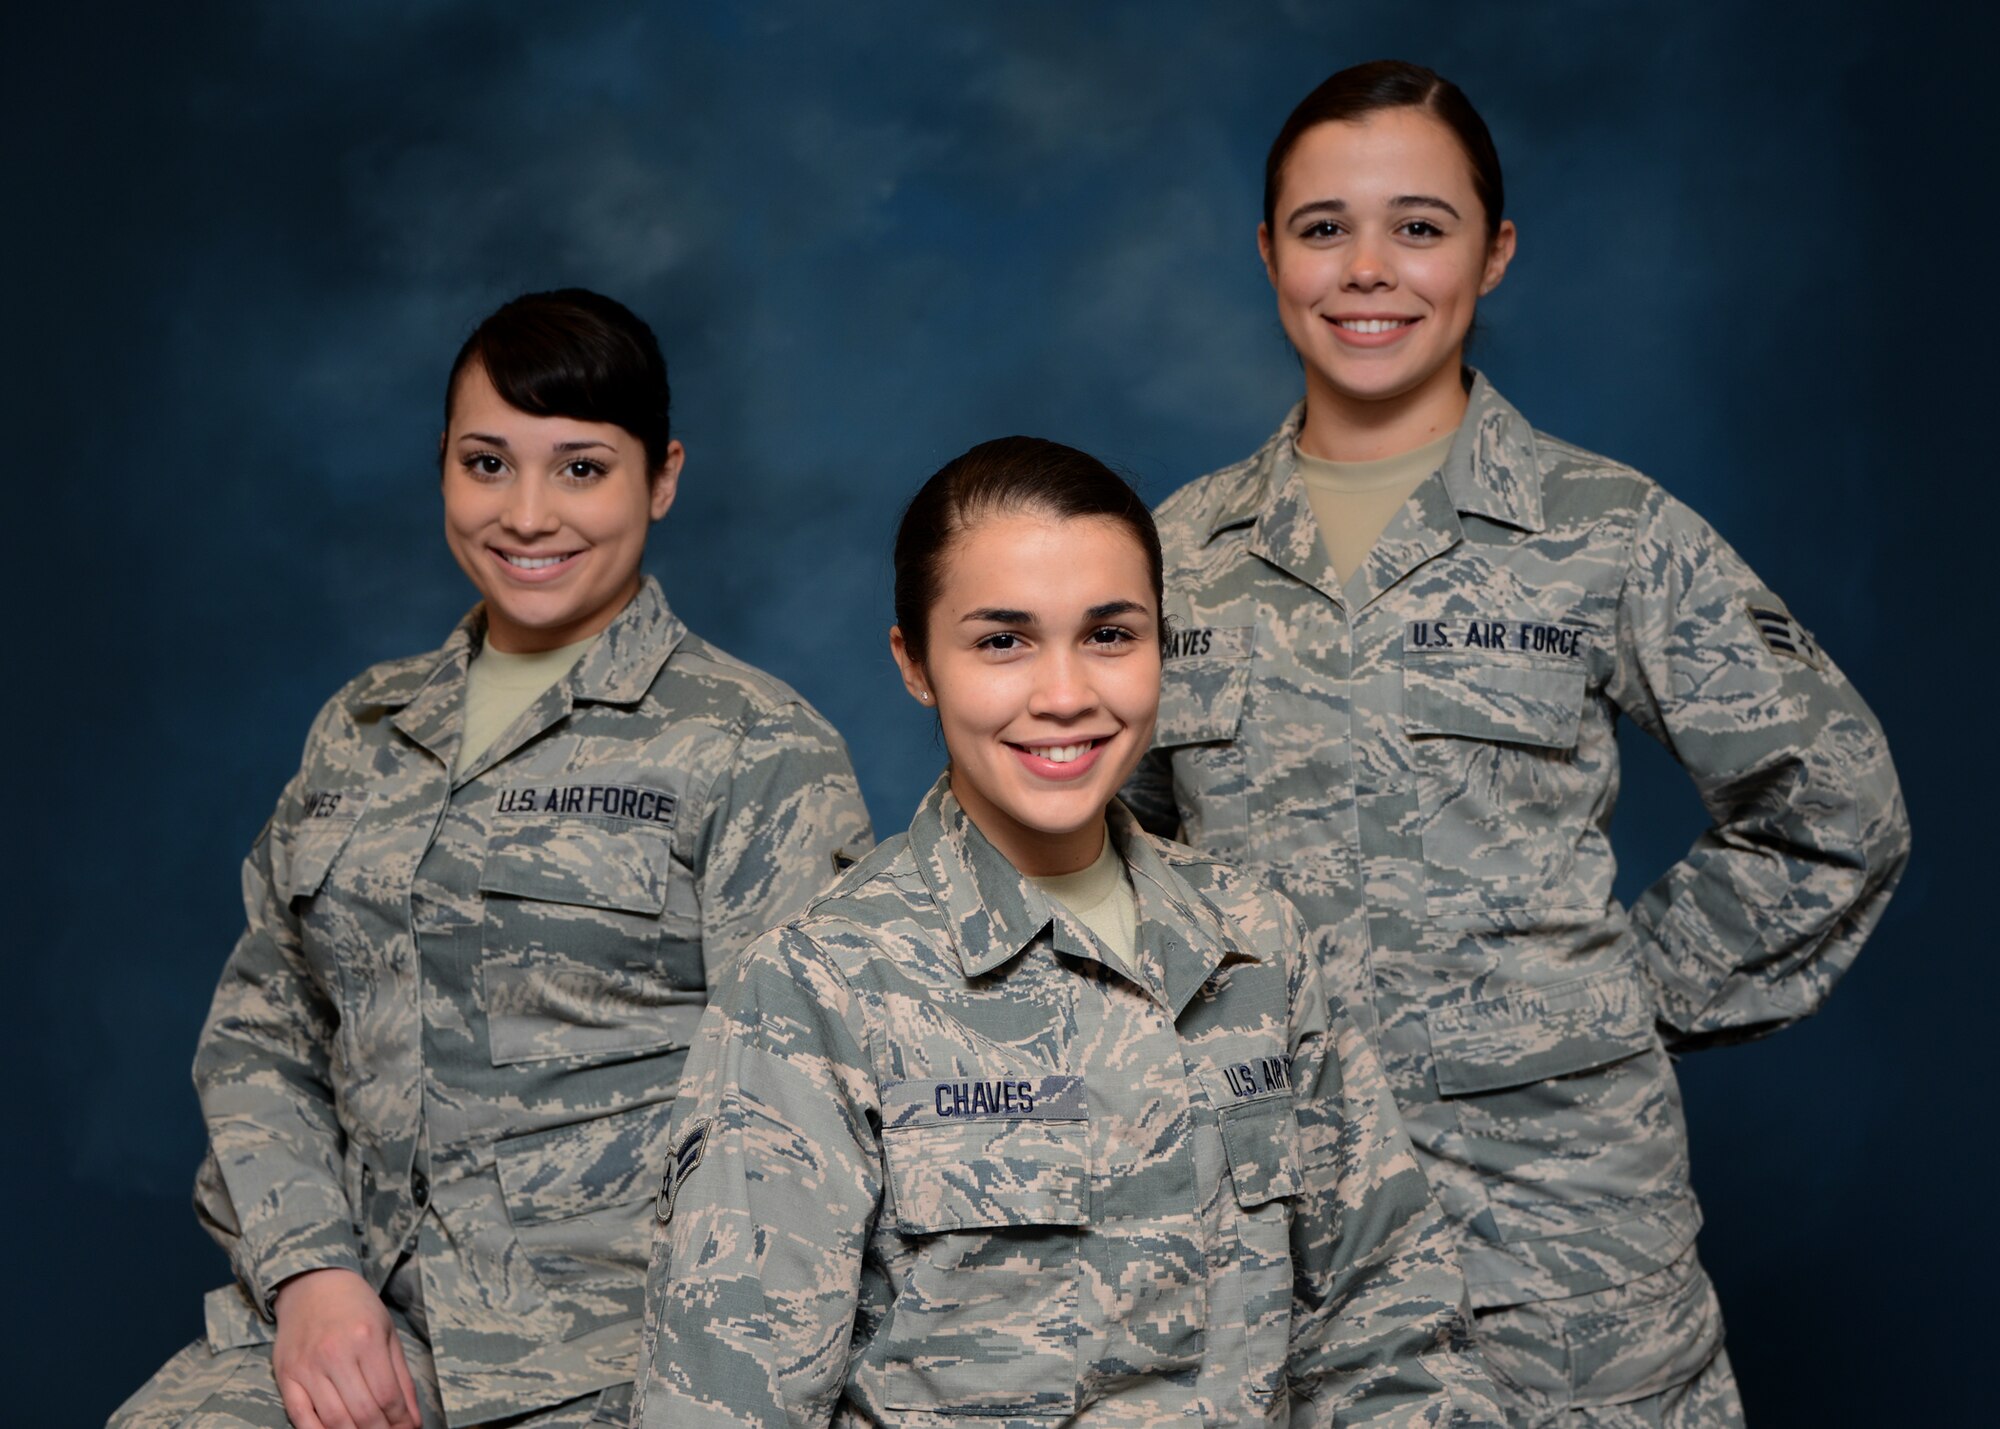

{"left": 637, "top": 779, "right": 1503, "bottom": 1428}
{"left": 192, "top": 577, "right": 872, "bottom": 1425}
{"left": 1125, "top": 375, "right": 1909, "bottom": 1310}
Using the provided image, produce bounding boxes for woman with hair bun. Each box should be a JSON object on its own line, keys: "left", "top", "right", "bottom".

{"left": 1125, "top": 61, "right": 1909, "bottom": 1425}
{"left": 112, "top": 289, "right": 872, "bottom": 1429}
{"left": 636, "top": 436, "right": 1504, "bottom": 1428}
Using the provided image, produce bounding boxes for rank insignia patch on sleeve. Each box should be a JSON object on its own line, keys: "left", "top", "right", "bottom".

{"left": 1746, "top": 597, "right": 1824, "bottom": 671}
{"left": 657, "top": 1120, "right": 709, "bottom": 1223}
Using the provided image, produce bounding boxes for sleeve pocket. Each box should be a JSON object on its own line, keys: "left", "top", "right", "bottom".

{"left": 1405, "top": 655, "right": 1585, "bottom": 751}
{"left": 1216, "top": 1096, "right": 1303, "bottom": 1208}
{"left": 1428, "top": 967, "right": 1654, "bottom": 1097}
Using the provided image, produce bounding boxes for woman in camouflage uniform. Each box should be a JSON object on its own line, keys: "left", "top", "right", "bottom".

{"left": 113, "top": 290, "right": 873, "bottom": 1429}
{"left": 1123, "top": 62, "right": 1909, "bottom": 1425}
{"left": 637, "top": 437, "right": 1503, "bottom": 1428}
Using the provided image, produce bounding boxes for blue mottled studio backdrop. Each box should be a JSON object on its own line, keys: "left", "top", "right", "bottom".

{"left": 6, "top": 0, "right": 1986, "bottom": 1421}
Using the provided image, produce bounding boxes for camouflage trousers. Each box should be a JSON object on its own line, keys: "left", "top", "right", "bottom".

{"left": 1474, "top": 1247, "right": 1745, "bottom": 1428}
{"left": 107, "top": 1307, "right": 631, "bottom": 1429}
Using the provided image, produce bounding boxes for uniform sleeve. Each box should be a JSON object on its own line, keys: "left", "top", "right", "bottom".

{"left": 1608, "top": 488, "right": 1911, "bottom": 1046}
{"left": 1284, "top": 915, "right": 1504, "bottom": 1426}
{"left": 191, "top": 750, "right": 364, "bottom": 1318}
{"left": 691, "top": 701, "right": 874, "bottom": 992}
{"left": 636, "top": 930, "right": 881, "bottom": 1429}
{"left": 1120, "top": 747, "right": 1181, "bottom": 839}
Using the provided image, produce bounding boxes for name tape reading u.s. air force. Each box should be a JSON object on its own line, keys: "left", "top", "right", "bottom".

{"left": 1404, "top": 618, "right": 1590, "bottom": 659}
{"left": 880, "top": 1075, "right": 1089, "bottom": 1130}
{"left": 1218, "top": 1054, "right": 1294, "bottom": 1102}
{"left": 494, "top": 783, "right": 678, "bottom": 825}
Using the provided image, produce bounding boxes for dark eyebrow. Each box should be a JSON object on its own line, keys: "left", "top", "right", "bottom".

{"left": 1087, "top": 600, "right": 1148, "bottom": 621}
{"left": 458, "top": 434, "right": 614, "bottom": 454}
{"left": 963, "top": 607, "right": 1033, "bottom": 625}
{"left": 1285, "top": 194, "right": 1462, "bottom": 224}
{"left": 1390, "top": 193, "right": 1461, "bottom": 218}
{"left": 1285, "top": 198, "right": 1346, "bottom": 226}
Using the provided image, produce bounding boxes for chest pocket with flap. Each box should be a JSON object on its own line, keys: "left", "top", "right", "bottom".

{"left": 479, "top": 819, "right": 703, "bottom": 1067}
{"left": 869, "top": 1081, "right": 1088, "bottom": 1419}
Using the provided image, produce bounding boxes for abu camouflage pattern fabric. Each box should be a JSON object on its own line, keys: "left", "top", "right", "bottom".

{"left": 125, "top": 578, "right": 871, "bottom": 1428}
{"left": 636, "top": 777, "right": 1505, "bottom": 1429}
{"left": 1124, "top": 375, "right": 1908, "bottom": 1367}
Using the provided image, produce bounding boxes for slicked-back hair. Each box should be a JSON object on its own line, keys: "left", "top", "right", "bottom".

{"left": 445, "top": 288, "right": 673, "bottom": 473}
{"left": 1264, "top": 60, "right": 1505, "bottom": 240}
{"left": 893, "top": 436, "right": 1163, "bottom": 666}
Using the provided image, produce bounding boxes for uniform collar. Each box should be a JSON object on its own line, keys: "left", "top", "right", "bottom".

{"left": 1202, "top": 368, "right": 1546, "bottom": 546}
{"left": 909, "top": 776, "right": 1262, "bottom": 1016}
{"left": 380, "top": 575, "right": 687, "bottom": 766}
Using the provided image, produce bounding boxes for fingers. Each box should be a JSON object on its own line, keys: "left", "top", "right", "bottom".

{"left": 387, "top": 1331, "right": 424, "bottom": 1428}
{"left": 278, "top": 1376, "right": 328, "bottom": 1429}
{"left": 277, "top": 1334, "right": 419, "bottom": 1429}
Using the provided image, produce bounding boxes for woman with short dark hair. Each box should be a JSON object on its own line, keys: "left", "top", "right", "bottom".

{"left": 113, "top": 289, "right": 873, "bottom": 1429}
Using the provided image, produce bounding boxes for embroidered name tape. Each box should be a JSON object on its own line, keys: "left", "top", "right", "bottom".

{"left": 1405, "top": 619, "right": 1590, "bottom": 659}
{"left": 303, "top": 790, "right": 365, "bottom": 820}
{"left": 881, "top": 1074, "right": 1088, "bottom": 1130}
{"left": 1163, "top": 625, "right": 1252, "bottom": 661}
{"left": 1218, "top": 1054, "right": 1294, "bottom": 1102}
{"left": 495, "top": 784, "right": 678, "bottom": 825}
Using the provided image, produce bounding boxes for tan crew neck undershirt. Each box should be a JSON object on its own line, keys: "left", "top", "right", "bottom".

{"left": 1029, "top": 831, "right": 1139, "bottom": 975}
{"left": 1294, "top": 428, "right": 1457, "bottom": 585}
{"left": 456, "top": 634, "right": 599, "bottom": 774}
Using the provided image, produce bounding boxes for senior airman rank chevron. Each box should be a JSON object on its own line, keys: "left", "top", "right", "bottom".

{"left": 1745, "top": 596, "right": 1823, "bottom": 670}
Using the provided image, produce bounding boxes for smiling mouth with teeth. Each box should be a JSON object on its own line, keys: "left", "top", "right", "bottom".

{"left": 500, "top": 552, "right": 576, "bottom": 570}
{"left": 1333, "top": 318, "right": 1416, "bottom": 333}
{"left": 1018, "top": 738, "right": 1104, "bottom": 764}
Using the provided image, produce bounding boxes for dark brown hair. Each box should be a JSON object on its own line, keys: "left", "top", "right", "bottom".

{"left": 892, "top": 437, "right": 1163, "bottom": 666}
{"left": 445, "top": 288, "right": 673, "bottom": 473}
{"left": 1263, "top": 60, "right": 1505, "bottom": 240}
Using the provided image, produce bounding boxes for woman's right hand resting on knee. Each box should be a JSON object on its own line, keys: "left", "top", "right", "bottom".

{"left": 272, "top": 1269, "right": 422, "bottom": 1429}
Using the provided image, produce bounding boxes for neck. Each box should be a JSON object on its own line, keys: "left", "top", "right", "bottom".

{"left": 950, "top": 772, "right": 1108, "bottom": 878}
{"left": 482, "top": 574, "right": 642, "bottom": 654}
{"left": 1297, "top": 359, "right": 1469, "bottom": 462}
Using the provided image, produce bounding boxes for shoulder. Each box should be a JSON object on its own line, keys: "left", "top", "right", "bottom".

{"left": 1152, "top": 419, "right": 1290, "bottom": 564}
{"left": 652, "top": 629, "right": 842, "bottom": 741}
{"left": 1145, "top": 832, "right": 1306, "bottom": 955}
{"left": 306, "top": 644, "right": 446, "bottom": 751}
{"left": 1524, "top": 424, "right": 1677, "bottom": 537}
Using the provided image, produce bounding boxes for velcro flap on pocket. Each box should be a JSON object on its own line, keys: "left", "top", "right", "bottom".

{"left": 486, "top": 959, "right": 706, "bottom": 1066}
{"left": 495, "top": 1097, "right": 680, "bottom": 1227}
{"left": 1155, "top": 634, "right": 1253, "bottom": 747}
{"left": 275, "top": 798, "right": 368, "bottom": 902}
{"left": 479, "top": 824, "right": 671, "bottom": 915}
{"left": 881, "top": 1120, "right": 1088, "bottom": 1234}
{"left": 1216, "top": 1095, "right": 1302, "bottom": 1208}
{"left": 1429, "top": 968, "right": 1654, "bottom": 1098}
{"left": 1405, "top": 655, "right": 1585, "bottom": 750}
